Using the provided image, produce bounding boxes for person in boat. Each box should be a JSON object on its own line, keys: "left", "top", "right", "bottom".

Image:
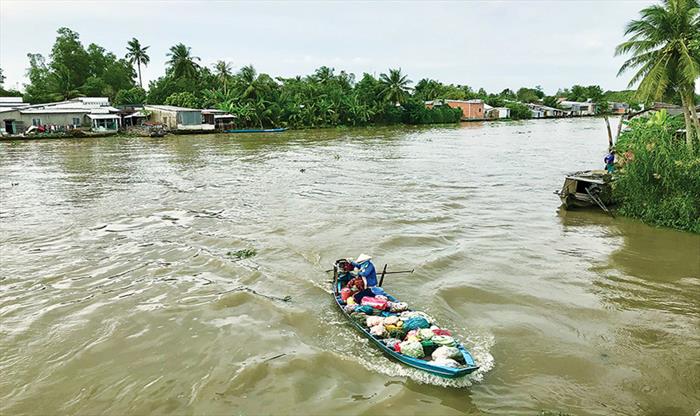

{"left": 604, "top": 149, "right": 615, "bottom": 173}
{"left": 347, "top": 253, "right": 377, "bottom": 302}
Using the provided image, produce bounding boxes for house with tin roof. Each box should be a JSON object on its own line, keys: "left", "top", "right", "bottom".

{"left": 1, "top": 97, "right": 121, "bottom": 134}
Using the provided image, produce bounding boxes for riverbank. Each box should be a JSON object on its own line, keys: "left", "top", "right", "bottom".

{"left": 612, "top": 114, "right": 700, "bottom": 233}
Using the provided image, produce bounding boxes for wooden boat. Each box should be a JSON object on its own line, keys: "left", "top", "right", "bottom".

{"left": 332, "top": 260, "right": 479, "bottom": 379}
{"left": 224, "top": 127, "right": 287, "bottom": 133}
{"left": 555, "top": 170, "right": 614, "bottom": 210}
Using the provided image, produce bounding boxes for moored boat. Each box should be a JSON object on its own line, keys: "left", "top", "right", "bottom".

{"left": 224, "top": 127, "right": 287, "bottom": 133}
{"left": 555, "top": 170, "right": 614, "bottom": 210}
{"left": 332, "top": 259, "right": 479, "bottom": 378}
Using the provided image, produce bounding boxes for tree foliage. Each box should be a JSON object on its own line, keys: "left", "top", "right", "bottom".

{"left": 22, "top": 27, "right": 136, "bottom": 103}
{"left": 615, "top": 0, "right": 700, "bottom": 148}
{"left": 614, "top": 113, "right": 700, "bottom": 232}
{"left": 114, "top": 87, "right": 147, "bottom": 105}
{"left": 126, "top": 38, "right": 150, "bottom": 88}
{"left": 166, "top": 43, "right": 200, "bottom": 79}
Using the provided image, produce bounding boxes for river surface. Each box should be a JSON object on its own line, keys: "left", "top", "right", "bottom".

{"left": 1, "top": 118, "right": 698, "bottom": 416}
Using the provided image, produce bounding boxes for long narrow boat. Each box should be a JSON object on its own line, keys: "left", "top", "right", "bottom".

{"left": 224, "top": 127, "right": 287, "bottom": 133}
{"left": 332, "top": 260, "right": 479, "bottom": 378}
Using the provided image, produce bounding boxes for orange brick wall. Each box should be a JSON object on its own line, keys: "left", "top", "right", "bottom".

{"left": 427, "top": 101, "right": 485, "bottom": 120}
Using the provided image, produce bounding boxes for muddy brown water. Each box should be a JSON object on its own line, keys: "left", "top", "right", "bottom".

{"left": 1, "top": 118, "right": 698, "bottom": 415}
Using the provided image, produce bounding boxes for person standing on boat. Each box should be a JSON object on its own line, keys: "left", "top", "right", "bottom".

{"left": 604, "top": 150, "right": 616, "bottom": 173}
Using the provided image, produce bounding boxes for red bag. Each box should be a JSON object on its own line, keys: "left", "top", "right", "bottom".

{"left": 346, "top": 277, "right": 365, "bottom": 291}
{"left": 361, "top": 296, "right": 388, "bottom": 310}
{"left": 432, "top": 328, "right": 452, "bottom": 336}
{"left": 340, "top": 288, "right": 352, "bottom": 301}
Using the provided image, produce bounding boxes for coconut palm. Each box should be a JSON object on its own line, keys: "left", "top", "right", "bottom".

{"left": 166, "top": 43, "right": 201, "bottom": 79}
{"left": 214, "top": 60, "right": 233, "bottom": 92}
{"left": 615, "top": 0, "right": 700, "bottom": 148}
{"left": 125, "top": 38, "right": 150, "bottom": 88}
{"left": 379, "top": 68, "right": 412, "bottom": 105}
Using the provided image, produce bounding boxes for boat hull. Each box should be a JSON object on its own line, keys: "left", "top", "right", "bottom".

{"left": 332, "top": 264, "right": 479, "bottom": 378}
{"left": 557, "top": 170, "right": 614, "bottom": 210}
{"left": 224, "top": 128, "right": 287, "bottom": 133}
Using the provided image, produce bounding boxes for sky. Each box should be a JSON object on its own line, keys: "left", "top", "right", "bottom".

{"left": 0, "top": 0, "right": 666, "bottom": 95}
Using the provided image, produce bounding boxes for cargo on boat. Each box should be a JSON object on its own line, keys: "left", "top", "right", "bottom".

{"left": 332, "top": 259, "right": 479, "bottom": 378}
{"left": 555, "top": 170, "right": 614, "bottom": 210}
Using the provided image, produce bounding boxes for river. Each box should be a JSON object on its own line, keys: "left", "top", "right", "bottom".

{"left": 1, "top": 118, "right": 698, "bottom": 415}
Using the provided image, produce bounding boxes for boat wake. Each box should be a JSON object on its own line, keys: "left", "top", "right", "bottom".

{"left": 355, "top": 331, "right": 495, "bottom": 388}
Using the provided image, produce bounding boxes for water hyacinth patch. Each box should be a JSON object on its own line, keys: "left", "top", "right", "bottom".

{"left": 227, "top": 248, "right": 257, "bottom": 259}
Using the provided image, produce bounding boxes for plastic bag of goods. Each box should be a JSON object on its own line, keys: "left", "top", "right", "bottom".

{"left": 400, "top": 311, "right": 434, "bottom": 324}
{"left": 431, "top": 357, "right": 461, "bottom": 368}
{"left": 344, "top": 304, "right": 357, "bottom": 313}
{"left": 383, "top": 338, "right": 401, "bottom": 350}
{"left": 346, "top": 297, "right": 356, "bottom": 306}
{"left": 432, "top": 335, "right": 456, "bottom": 347}
{"left": 389, "top": 302, "right": 408, "bottom": 313}
{"left": 355, "top": 305, "right": 375, "bottom": 315}
{"left": 431, "top": 346, "right": 461, "bottom": 360}
{"left": 398, "top": 341, "right": 424, "bottom": 358}
{"left": 366, "top": 316, "right": 384, "bottom": 327}
{"left": 340, "top": 288, "right": 352, "bottom": 302}
{"left": 418, "top": 328, "right": 434, "bottom": 340}
{"left": 403, "top": 316, "right": 430, "bottom": 331}
{"left": 370, "top": 325, "right": 387, "bottom": 338}
{"left": 387, "top": 326, "right": 407, "bottom": 340}
{"left": 384, "top": 316, "right": 399, "bottom": 326}
{"left": 420, "top": 339, "right": 438, "bottom": 356}
{"left": 361, "top": 296, "right": 388, "bottom": 310}
{"left": 432, "top": 328, "right": 452, "bottom": 336}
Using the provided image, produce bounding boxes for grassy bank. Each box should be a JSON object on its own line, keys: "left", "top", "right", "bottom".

{"left": 613, "top": 113, "right": 700, "bottom": 233}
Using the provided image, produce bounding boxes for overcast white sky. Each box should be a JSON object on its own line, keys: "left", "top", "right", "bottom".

{"left": 1, "top": 0, "right": 663, "bottom": 95}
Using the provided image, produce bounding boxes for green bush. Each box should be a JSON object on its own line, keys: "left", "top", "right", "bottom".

{"left": 506, "top": 102, "right": 532, "bottom": 120}
{"left": 164, "top": 91, "right": 200, "bottom": 109}
{"left": 399, "top": 99, "right": 461, "bottom": 125}
{"left": 613, "top": 113, "right": 700, "bottom": 233}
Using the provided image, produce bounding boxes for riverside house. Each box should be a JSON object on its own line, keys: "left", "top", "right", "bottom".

{"left": 0, "top": 97, "right": 121, "bottom": 135}
{"left": 609, "top": 102, "right": 630, "bottom": 114}
{"left": 144, "top": 105, "right": 213, "bottom": 131}
{"left": 425, "top": 99, "right": 486, "bottom": 120}
{"left": 527, "top": 103, "right": 570, "bottom": 118}
{"left": 484, "top": 104, "right": 511, "bottom": 119}
{"left": 558, "top": 99, "right": 597, "bottom": 116}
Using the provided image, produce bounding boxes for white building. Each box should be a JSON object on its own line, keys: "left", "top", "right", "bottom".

{"left": 0, "top": 97, "right": 121, "bottom": 134}
{"left": 558, "top": 99, "right": 596, "bottom": 116}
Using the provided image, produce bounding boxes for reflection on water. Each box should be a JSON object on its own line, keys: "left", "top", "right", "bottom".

{"left": 1, "top": 119, "right": 698, "bottom": 416}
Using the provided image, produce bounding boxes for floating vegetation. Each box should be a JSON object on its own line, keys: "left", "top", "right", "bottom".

{"left": 227, "top": 248, "right": 257, "bottom": 259}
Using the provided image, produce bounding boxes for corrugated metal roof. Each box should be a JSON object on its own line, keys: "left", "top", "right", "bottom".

{"left": 20, "top": 108, "right": 91, "bottom": 114}
{"left": 145, "top": 105, "right": 201, "bottom": 112}
{"left": 87, "top": 114, "right": 120, "bottom": 120}
{"left": 0, "top": 97, "right": 24, "bottom": 103}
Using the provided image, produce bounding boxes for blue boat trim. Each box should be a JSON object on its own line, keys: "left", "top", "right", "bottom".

{"left": 224, "top": 127, "right": 288, "bottom": 133}
{"left": 333, "top": 281, "right": 479, "bottom": 378}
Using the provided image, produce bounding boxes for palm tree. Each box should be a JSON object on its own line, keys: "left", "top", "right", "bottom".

{"left": 125, "top": 38, "right": 150, "bottom": 88}
{"left": 166, "top": 43, "right": 201, "bottom": 79}
{"left": 214, "top": 60, "right": 233, "bottom": 92}
{"left": 615, "top": 0, "right": 700, "bottom": 149}
{"left": 379, "top": 68, "right": 412, "bottom": 105}
{"left": 236, "top": 65, "right": 258, "bottom": 99}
